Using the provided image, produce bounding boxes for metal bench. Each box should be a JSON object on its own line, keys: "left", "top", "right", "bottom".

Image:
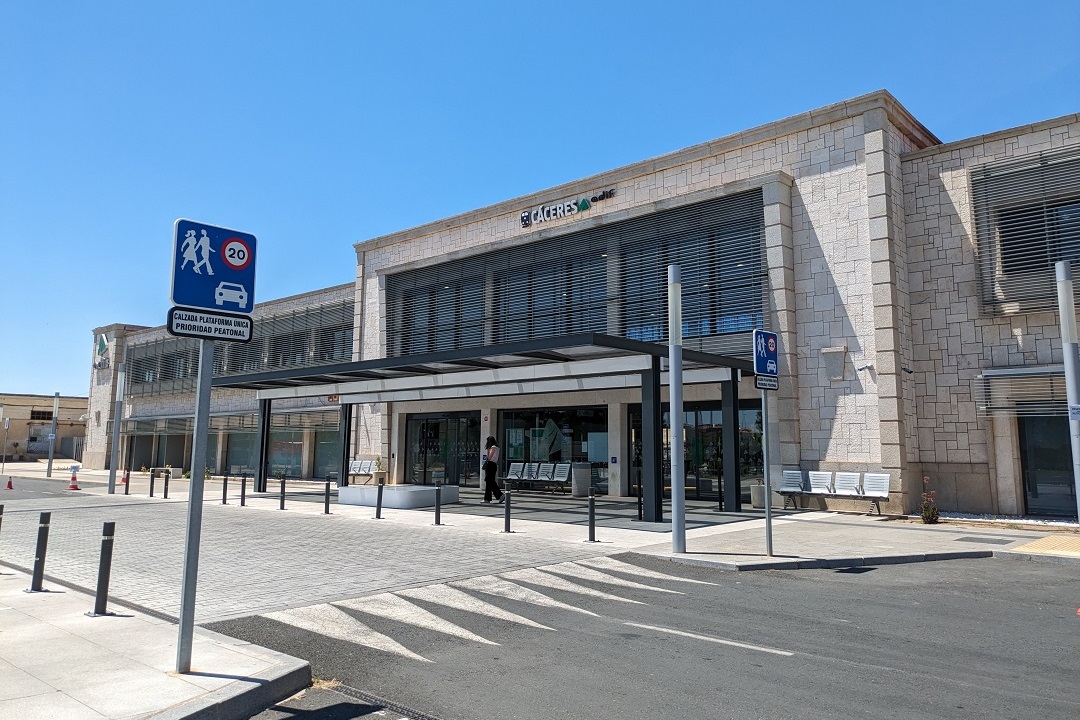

{"left": 780, "top": 470, "right": 891, "bottom": 515}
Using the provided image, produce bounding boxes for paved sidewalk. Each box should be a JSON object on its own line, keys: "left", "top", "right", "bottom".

{"left": 1, "top": 461, "right": 1077, "bottom": 719}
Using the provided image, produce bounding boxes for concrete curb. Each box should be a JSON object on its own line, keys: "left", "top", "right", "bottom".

{"left": 151, "top": 629, "right": 311, "bottom": 720}
{"left": 993, "top": 550, "right": 1080, "bottom": 567}
{"left": 649, "top": 549, "right": 996, "bottom": 572}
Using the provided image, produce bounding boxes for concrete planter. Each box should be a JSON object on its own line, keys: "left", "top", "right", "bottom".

{"left": 338, "top": 483, "right": 459, "bottom": 509}
{"left": 750, "top": 483, "right": 784, "bottom": 509}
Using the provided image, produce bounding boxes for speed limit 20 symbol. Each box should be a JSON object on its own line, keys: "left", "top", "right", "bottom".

{"left": 221, "top": 237, "right": 253, "bottom": 271}
{"left": 767, "top": 336, "right": 777, "bottom": 354}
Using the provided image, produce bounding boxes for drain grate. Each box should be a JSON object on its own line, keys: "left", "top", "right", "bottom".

{"left": 954, "top": 536, "right": 1013, "bottom": 545}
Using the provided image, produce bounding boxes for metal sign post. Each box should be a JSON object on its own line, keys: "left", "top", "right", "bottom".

{"left": 170, "top": 219, "right": 257, "bottom": 674}
{"left": 753, "top": 329, "right": 779, "bottom": 557}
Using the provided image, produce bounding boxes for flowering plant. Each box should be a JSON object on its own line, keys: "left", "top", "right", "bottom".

{"left": 920, "top": 476, "right": 940, "bottom": 524}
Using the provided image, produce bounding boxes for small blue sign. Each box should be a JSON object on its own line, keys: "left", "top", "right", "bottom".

{"left": 171, "top": 219, "right": 257, "bottom": 314}
{"left": 753, "top": 329, "right": 779, "bottom": 377}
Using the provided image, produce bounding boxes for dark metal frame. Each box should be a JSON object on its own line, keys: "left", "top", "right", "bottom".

{"left": 215, "top": 333, "right": 754, "bottom": 521}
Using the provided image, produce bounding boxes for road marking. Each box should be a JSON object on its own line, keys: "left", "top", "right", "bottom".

{"left": 503, "top": 568, "right": 644, "bottom": 604}
{"left": 579, "top": 556, "right": 719, "bottom": 585}
{"left": 453, "top": 576, "right": 599, "bottom": 616}
{"left": 336, "top": 594, "right": 498, "bottom": 645}
{"left": 265, "top": 603, "right": 431, "bottom": 662}
{"left": 624, "top": 623, "right": 794, "bottom": 656}
{"left": 542, "top": 562, "right": 684, "bottom": 594}
{"left": 399, "top": 584, "right": 554, "bottom": 630}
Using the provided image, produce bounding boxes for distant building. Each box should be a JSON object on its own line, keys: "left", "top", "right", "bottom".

{"left": 86, "top": 90, "right": 1080, "bottom": 518}
{"left": 0, "top": 392, "right": 87, "bottom": 462}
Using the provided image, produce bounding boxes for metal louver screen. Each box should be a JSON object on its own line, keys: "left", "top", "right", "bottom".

{"left": 385, "top": 189, "right": 767, "bottom": 358}
{"left": 973, "top": 145, "right": 1080, "bottom": 315}
{"left": 126, "top": 300, "right": 354, "bottom": 397}
{"left": 974, "top": 368, "right": 1067, "bottom": 417}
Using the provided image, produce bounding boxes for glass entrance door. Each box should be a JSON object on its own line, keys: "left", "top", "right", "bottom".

{"left": 405, "top": 412, "right": 481, "bottom": 486}
{"left": 1018, "top": 416, "right": 1078, "bottom": 517}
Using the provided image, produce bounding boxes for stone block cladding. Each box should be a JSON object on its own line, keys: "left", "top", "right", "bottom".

{"left": 901, "top": 113, "right": 1080, "bottom": 513}
{"left": 355, "top": 91, "right": 940, "bottom": 510}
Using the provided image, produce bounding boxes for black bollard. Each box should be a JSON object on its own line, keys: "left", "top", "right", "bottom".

{"left": 124, "top": 472, "right": 129, "bottom": 496}
{"left": 502, "top": 487, "right": 512, "bottom": 533}
{"left": 324, "top": 480, "right": 331, "bottom": 515}
{"left": 0, "top": 504, "right": 4, "bottom": 537}
{"left": 636, "top": 481, "right": 643, "bottom": 521}
{"left": 588, "top": 488, "right": 598, "bottom": 542}
{"left": 375, "top": 478, "right": 384, "bottom": 519}
{"left": 29, "top": 511, "right": 51, "bottom": 592}
{"left": 149, "top": 471, "right": 155, "bottom": 498}
{"left": 163, "top": 469, "right": 170, "bottom": 499}
{"left": 434, "top": 483, "right": 442, "bottom": 526}
{"left": 240, "top": 473, "right": 247, "bottom": 506}
{"left": 222, "top": 474, "right": 229, "bottom": 505}
{"left": 279, "top": 477, "right": 286, "bottom": 510}
{"left": 89, "top": 522, "right": 116, "bottom": 616}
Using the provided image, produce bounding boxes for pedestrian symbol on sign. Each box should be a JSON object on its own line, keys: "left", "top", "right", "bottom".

{"left": 179, "top": 229, "right": 215, "bottom": 276}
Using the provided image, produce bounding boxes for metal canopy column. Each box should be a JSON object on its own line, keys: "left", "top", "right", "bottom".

{"left": 722, "top": 372, "right": 741, "bottom": 512}
{"left": 337, "top": 403, "right": 352, "bottom": 486}
{"left": 254, "top": 398, "right": 271, "bottom": 493}
{"left": 641, "top": 356, "right": 663, "bottom": 522}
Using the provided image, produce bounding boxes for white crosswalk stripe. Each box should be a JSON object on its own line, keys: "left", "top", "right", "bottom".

{"left": 336, "top": 593, "right": 499, "bottom": 645}
{"left": 398, "top": 584, "right": 555, "bottom": 631}
{"left": 265, "top": 603, "right": 431, "bottom": 662}
{"left": 452, "top": 576, "right": 599, "bottom": 616}
{"left": 502, "top": 568, "right": 643, "bottom": 604}
{"left": 540, "top": 561, "right": 684, "bottom": 594}
{"left": 578, "top": 556, "right": 719, "bottom": 585}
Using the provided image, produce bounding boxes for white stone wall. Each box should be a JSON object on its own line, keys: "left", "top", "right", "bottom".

{"left": 901, "top": 113, "right": 1080, "bottom": 512}
{"left": 355, "top": 93, "right": 938, "bottom": 498}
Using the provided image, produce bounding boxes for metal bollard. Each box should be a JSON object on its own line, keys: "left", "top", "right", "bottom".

{"left": 124, "top": 471, "right": 130, "bottom": 495}
{"left": 324, "top": 480, "right": 331, "bottom": 515}
{"left": 222, "top": 474, "right": 229, "bottom": 505}
{"left": 0, "top": 504, "right": 4, "bottom": 537}
{"left": 163, "top": 469, "right": 170, "bottom": 499}
{"left": 434, "top": 483, "right": 442, "bottom": 526}
{"left": 588, "top": 487, "right": 598, "bottom": 542}
{"left": 279, "top": 477, "right": 286, "bottom": 510}
{"left": 375, "top": 478, "right": 384, "bottom": 519}
{"left": 149, "top": 471, "right": 155, "bottom": 498}
{"left": 503, "top": 487, "right": 512, "bottom": 533}
{"left": 89, "top": 522, "right": 116, "bottom": 616}
{"left": 636, "top": 482, "right": 643, "bottom": 521}
{"left": 240, "top": 473, "right": 247, "bottom": 506}
{"left": 28, "top": 511, "right": 51, "bottom": 592}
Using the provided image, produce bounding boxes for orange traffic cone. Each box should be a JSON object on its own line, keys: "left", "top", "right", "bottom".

{"left": 120, "top": 470, "right": 128, "bottom": 485}
{"left": 5, "top": 477, "right": 11, "bottom": 490}
{"left": 68, "top": 469, "right": 81, "bottom": 490}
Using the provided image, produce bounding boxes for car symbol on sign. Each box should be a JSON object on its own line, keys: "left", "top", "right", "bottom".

{"left": 215, "top": 282, "right": 248, "bottom": 310}
{"left": 766, "top": 359, "right": 777, "bottom": 374}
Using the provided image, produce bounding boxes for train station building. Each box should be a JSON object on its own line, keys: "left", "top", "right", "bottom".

{"left": 84, "top": 90, "right": 1080, "bottom": 519}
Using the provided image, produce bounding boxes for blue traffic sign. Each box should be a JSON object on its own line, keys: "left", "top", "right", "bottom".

{"left": 753, "top": 329, "right": 779, "bottom": 377}
{"left": 171, "top": 219, "right": 257, "bottom": 314}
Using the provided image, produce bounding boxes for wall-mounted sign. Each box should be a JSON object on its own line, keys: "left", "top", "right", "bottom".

{"left": 520, "top": 188, "right": 615, "bottom": 228}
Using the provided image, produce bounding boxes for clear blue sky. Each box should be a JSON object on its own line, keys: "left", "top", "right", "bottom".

{"left": 1, "top": 1, "right": 1077, "bottom": 396}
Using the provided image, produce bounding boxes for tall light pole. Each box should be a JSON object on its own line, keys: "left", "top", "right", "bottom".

{"left": 45, "top": 392, "right": 59, "bottom": 478}
{"left": 1055, "top": 261, "right": 1080, "bottom": 522}
{"left": 108, "top": 363, "right": 126, "bottom": 494}
{"left": 668, "top": 265, "right": 686, "bottom": 553}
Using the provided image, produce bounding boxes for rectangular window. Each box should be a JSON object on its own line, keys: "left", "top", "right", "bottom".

{"left": 30, "top": 410, "right": 53, "bottom": 421}
{"left": 974, "top": 146, "right": 1080, "bottom": 315}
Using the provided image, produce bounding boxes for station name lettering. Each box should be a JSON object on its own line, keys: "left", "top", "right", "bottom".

{"left": 520, "top": 188, "right": 615, "bottom": 228}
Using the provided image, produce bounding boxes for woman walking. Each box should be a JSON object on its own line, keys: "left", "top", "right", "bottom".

{"left": 483, "top": 435, "right": 503, "bottom": 503}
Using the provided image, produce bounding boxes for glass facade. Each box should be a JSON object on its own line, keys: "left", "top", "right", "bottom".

{"left": 405, "top": 413, "right": 481, "bottom": 486}
{"left": 629, "top": 401, "right": 762, "bottom": 503}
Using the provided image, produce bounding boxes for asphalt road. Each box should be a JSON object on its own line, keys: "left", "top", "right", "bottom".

{"left": 212, "top": 555, "right": 1080, "bottom": 720}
